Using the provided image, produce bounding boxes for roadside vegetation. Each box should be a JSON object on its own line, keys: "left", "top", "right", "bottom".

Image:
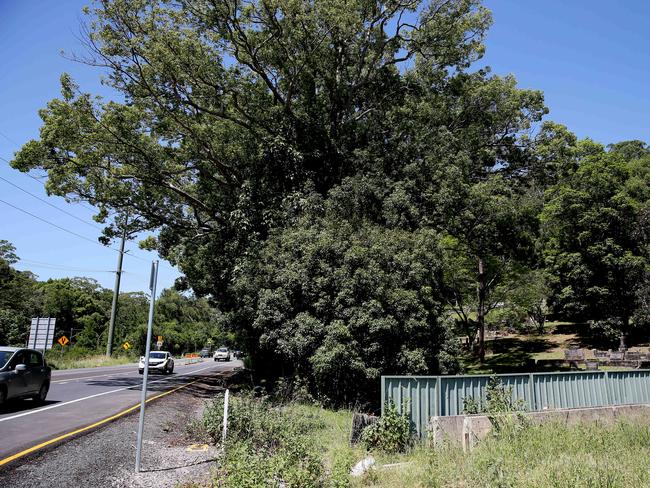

{"left": 191, "top": 383, "right": 650, "bottom": 488}
{"left": 352, "top": 421, "right": 650, "bottom": 488}
{"left": 44, "top": 351, "right": 135, "bottom": 370}
{"left": 0, "top": 244, "right": 233, "bottom": 357}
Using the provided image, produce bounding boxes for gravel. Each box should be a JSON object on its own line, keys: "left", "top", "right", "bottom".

{"left": 0, "top": 375, "right": 228, "bottom": 488}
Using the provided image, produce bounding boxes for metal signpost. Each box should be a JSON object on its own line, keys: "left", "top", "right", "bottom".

{"left": 28, "top": 317, "right": 56, "bottom": 352}
{"left": 135, "top": 260, "right": 159, "bottom": 473}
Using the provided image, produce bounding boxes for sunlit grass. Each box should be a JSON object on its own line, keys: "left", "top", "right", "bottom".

{"left": 46, "top": 353, "right": 134, "bottom": 370}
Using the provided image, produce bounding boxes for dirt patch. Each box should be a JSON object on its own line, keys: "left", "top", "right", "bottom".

{"left": 0, "top": 375, "right": 229, "bottom": 488}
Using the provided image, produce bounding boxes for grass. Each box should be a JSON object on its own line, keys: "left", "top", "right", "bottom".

{"left": 355, "top": 420, "right": 650, "bottom": 488}
{"left": 45, "top": 353, "right": 135, "bottom": 370}
{"left": 196, "top": 393, "right": 650, "bottom": 487}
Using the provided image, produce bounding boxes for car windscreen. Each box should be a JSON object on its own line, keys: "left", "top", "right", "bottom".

{"left": 0, "top": 351, "right": 14, "bottom": 368}
{"left": 217, "top": 348, "right": 228, "bottom": 352}
{"left": 149, "top": 352, "right": 166, "bottom": 359}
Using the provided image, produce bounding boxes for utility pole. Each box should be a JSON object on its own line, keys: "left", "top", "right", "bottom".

{"left": 106, "top": 222, "right": 128, "bottom": 356}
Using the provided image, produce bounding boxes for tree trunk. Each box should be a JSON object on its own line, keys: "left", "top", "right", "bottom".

{"left": 477, "top": 257, "right": 487, "bottom": 362}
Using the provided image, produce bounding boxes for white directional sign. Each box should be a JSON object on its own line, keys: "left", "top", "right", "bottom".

{"left": 28, "top": 317, "right": 56, "bottom": 350}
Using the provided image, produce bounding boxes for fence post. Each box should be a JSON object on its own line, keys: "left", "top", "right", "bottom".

{"left": 436, "top": 376, "right": 442, "bottom": 417}
{"left": 380, "top": 377, "right": 385, "bottom": 416}
{"left": 528, "top": 373, "right": 535, "bottom": 411}
{"left": 222, "top": 389, "right": 230, "bottom": 446}
{"left": 604, "top": 371, "right": 611, "bottom": 405}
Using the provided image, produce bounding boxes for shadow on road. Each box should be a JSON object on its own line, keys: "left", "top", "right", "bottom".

{"left": 0, "top": 399, "right": 59, "bottom": 415}
{"left": 84, "top": 371, "right": 230, "bottom": 397}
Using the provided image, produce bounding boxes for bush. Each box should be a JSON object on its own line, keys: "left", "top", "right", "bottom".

{"left": 204, "top": 392, "right": 330, "bottom": 487}
{"left": 462, "top": 376, "right": 529, "bottom": 435}
{"left": 361, "top": 401, "right": 413, "bottom": 453}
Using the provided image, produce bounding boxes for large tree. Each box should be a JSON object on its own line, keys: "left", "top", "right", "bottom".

{"left": 542, "top": 145, "right": 650, "bottom": 341}
{"left": 11, "top": 0, "right": 555, "bottom": 395}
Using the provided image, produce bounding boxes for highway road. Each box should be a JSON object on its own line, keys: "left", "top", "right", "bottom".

{"left": 0, "top": 358, "right": 240, "bottom": 466}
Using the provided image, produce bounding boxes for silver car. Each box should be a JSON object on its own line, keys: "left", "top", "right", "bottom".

{"left": 0, "top": 347, "right": 51, "bottom": 406}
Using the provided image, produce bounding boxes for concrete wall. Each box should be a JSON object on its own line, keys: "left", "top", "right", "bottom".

{"left": 427, "top": 403, "right": 650, "bottom": 451}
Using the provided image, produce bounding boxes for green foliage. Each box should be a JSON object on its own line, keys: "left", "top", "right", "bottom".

{"left": 0, "top": 240, "right": 224, "bottom": 355}
{"left": 234, "top": 220, "right": 457, "bottom": 403}
{"left": 541, "top": 150, "right": 650, "bottom": 338}
{"left": 204, "top": 393, "right": 328, "bottom": 487}
{"left": 415, "top": 421, "right": 650, "bottom": 488}
{"left": 462, "top": 377, "right": 528, "bottom": 436}
{"left": 463, "top": 376, "right": 528, "bottom": 416}
{"left": 361, "top": 401, "right": 413, "bottom": 453}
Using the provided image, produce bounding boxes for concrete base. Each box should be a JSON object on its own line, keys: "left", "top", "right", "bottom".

{"left": 428, "top": 404, "right": 650, "bottom": 451}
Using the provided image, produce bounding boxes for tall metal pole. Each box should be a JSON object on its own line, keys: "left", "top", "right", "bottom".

{"left": 135, "top": 260, "right": 159, "bottom": 473}
{"left": 106, "top": 225, "right": 127, "bottom": 356}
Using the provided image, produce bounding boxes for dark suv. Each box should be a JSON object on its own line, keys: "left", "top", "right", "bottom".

{"left": 0, "top": 347, "right": 52, "bottom": 406}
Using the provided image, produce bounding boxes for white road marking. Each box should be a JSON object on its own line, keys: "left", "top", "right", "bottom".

{"left": 0, "top": 363, "right": 220, "bottom": 423}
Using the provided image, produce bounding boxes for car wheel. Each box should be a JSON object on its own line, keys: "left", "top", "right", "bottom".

{"left": 169, "top": 366, "right": 174, "bottom": 374}
{"left": 33, "top": 382, "right": 49, "bottom": 404}
{"left": 214, "top": 358, "right": 217, "bottom": 362}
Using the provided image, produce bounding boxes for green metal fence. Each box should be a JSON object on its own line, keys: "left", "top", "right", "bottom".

{"left": 381, "top": 370, "right": 650, "bottom": 437}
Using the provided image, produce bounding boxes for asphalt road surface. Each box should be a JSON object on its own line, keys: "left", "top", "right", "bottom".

{"left": 0, "top": 358, "right": 240, "bottom": 466}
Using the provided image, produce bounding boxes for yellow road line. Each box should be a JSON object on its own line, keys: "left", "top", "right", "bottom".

{"left": 0, "top": 377, "right": 203, "bottom": 467}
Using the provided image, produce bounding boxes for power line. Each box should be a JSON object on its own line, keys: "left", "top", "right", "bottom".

{"left": 0, "top": 157, "right": 177, "bottom": 272}
{"left": 0, "top": 129, "right": 19, "bottom": 147}
{"left": 0, "top": 174, "right": 103, "bottom": 231}
{"left": 0, "top": 196, "right": 174, "bottom": 270}
{"left": 0, "top": 197, "right": 121, "bottom": 252}
{"left": 16, "top": 258, "right": 117, "bottom": 273}
{"left": 0, "top": 155, "right": 96, "bottom": 212}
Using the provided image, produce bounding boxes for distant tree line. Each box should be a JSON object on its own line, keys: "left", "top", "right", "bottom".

{"left": 0, "top": 240, "right": 230, "bottom": 355}
{"left": 8, "top": 0, "right": 649, "bottom": 403}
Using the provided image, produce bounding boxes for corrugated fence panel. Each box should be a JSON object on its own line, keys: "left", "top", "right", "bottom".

{"left": 439, "top": 374, "right": 531, "bottom": 416}
{"left": 381, "top": 376, "right": 438, "bottom": 437}
{"left": 608, "top": 371, "right": 650, "bottom": 405}
{"left": 532, "top": 372, "right": 608, "bottom": 409}
{"left": 382, "top": 369, "right": 650, "bottom": 437}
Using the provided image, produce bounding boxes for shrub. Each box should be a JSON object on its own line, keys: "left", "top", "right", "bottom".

{"left": 361, "top": 401, "right": 413, "bottom": 453}
{"left": 205, "top": 393, "right": 329, "bottom": 487}
{"left": 462, "top": 376, "right": 529, "bottom": 435}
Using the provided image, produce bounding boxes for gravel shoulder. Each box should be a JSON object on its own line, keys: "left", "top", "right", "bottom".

{"left": 0, "top": 373, "right": 229, "bottom": 488}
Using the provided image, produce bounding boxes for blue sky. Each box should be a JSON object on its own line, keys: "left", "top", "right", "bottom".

{"left": 1, "top": 0, "right": 649, "bottom": 293}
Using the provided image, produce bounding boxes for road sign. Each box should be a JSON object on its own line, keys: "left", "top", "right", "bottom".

{"left": 156, "top": 341, "right": 163, "bottom": 349}
{"left": 57, "top": 335, "right": 70, "bottom": 347}
{"left": 157, "top": 335, "right": 163, "bottom": 342}
{"left": 207, "top": 338, "right": 213, "bottom": 346}
{"left": 28, "top": 318, "right": 56, "bottom": 350}
{"left": 122, "top": 342, "right": 131, "bottom": 350}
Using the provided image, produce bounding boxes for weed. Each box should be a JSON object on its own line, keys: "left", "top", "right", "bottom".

{"left": 361, "top": 401, "right": 413, "bottom": 453}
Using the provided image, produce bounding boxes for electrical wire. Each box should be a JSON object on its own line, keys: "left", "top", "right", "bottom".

{"left": 0, "top": 154, "right": 96, "bottom": 212}
{"left": 16, "top": 258, "right": 117, "bottom": 273}
{"left": 0, "top": 197, "right": 119, "bottom": 252}
{"left": 0, "top": 129, "right": 19, "bottom": 147}
{"left": 1, "top": 156, "right": 177, "bottom": 271}
{"left": 0, "top": 174, "right": 103, "bottom": 231}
